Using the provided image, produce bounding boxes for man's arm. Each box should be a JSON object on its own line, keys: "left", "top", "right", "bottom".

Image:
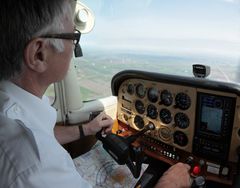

{"left": 54, "top": 125, "right": 80, "bottom": 145}
{"left": 54, "top": 112, "right": 114, "bottom": 145}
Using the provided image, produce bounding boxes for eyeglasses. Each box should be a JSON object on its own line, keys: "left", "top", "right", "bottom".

{"left": 41, "top": 29, "right": 83, "bottom": 57}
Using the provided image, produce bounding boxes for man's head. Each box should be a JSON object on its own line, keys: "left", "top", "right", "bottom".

{"left": 0, "top": 0, "right": 77, "bottom": 95}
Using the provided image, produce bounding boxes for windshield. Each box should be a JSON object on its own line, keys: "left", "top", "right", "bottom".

{"left": 74, "top": 0, "right": 240, "bottom": 101}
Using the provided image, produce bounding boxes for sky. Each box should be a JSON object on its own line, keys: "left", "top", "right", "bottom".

{"left": 79, "top": 0, "right": 240, "bottom": 57}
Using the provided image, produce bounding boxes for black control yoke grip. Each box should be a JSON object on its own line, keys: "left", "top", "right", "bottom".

{"left": 126, "top": 123, "right": 155, "bottom": 144}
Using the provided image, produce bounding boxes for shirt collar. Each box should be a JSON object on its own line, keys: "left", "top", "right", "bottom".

{"left": 0, "top": 81, "right": 56, "bottom": 134}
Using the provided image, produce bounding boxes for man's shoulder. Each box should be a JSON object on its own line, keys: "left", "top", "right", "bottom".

{"left": 0, "top": 114, "right": 40, "bottom": 177}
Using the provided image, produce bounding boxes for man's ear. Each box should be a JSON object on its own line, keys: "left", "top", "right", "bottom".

{"left": 24, "top": 38, "right": 49, "bottom": 73}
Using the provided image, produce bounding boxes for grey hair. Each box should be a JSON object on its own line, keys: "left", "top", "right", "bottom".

{"left": 36, "top": 2, "right": 74, "bottom": 52}
{"left": 0, "top": 0, "right": 73, "bottom": 80}
{"left": 42, "top": 17, "right": 65, "bottom": 52}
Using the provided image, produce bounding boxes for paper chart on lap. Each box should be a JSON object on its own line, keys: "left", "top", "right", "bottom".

{"left": 74, "top": 142, "right": 147, "bottom": 188}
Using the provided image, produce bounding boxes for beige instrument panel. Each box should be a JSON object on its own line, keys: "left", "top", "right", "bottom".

{"left": 117, "top": 78, "right": 240, "bottom": 163}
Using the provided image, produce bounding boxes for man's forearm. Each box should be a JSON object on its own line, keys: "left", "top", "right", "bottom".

{"left": 54, "top": 125, "right": 80, "bottom": 145}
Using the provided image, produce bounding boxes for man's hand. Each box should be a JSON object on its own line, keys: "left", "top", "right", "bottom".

{"left": 155, "top": 162, "right": 191, "bottom": 188}
{"left": 82, "top": 112, "right": 114, "bottom": 136}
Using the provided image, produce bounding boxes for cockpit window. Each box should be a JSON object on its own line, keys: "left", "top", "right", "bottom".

{"left": 74, "top": 0, "right": 240, "bottom": 101}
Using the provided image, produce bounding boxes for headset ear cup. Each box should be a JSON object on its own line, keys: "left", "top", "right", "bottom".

{"left": 74, "top": 1, "right": 95, "bottom": 34}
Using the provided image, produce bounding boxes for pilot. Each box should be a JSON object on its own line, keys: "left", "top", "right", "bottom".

{"left": 0, "top": 0, "right": 191, "bottom": 188}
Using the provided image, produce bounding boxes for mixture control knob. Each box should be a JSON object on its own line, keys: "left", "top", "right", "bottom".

{"left": 192, "top": 165, "right": 201, "bottom": 176}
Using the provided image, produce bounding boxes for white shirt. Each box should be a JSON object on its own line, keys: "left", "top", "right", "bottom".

{"left": 0, "top": 81, "right": 92, "bottom": 188}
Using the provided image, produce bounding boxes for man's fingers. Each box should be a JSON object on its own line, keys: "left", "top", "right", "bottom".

{"left": 101, "top": 118, "right": 113, "bottom": 133}
{"left": 100, "top": 112, "right": 112, "bottom": 120}
{"left": 104, "top": 126, "right": 113, "bottom": 133}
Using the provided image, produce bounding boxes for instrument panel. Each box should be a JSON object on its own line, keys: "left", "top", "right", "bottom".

{"left": 111, "top": 70, "right": 240, "bottom": 186}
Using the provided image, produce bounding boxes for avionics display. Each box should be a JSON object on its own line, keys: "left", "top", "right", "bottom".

{"left": 193, "top": 93, "right": 236, "bottom": 162}
{"left": 200, "top": 99, "right": 223, "bottom": 135}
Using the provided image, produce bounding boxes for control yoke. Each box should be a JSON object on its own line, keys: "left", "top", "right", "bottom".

{"left": 96, "top": 123, "right": 155, "bottom": 178}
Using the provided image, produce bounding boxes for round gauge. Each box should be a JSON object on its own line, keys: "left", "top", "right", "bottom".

{"left": 175, "top": 92, "right": 191, "bottom": 110}
{"left": 147, "top": 88, "right": 159, "bottom": 103}
{"left": 159, "top": 127, "right": 172, "bottom": 141}
{"left": 174, "top": 112, "right": 189, "bottom": 129}
{"left": 134, "top": 115, "right": 145, "bottom": 130}
{"left": 160, "top": 90, "right": 173, "bottom": 106}
{"left": 159, "top": 108, "right": 172, "bottom": 124}
{"left": 127, "top": 84, "right": 134, "bottom": 95}
{"left": 147, "top": 104, "right": 158, "bottom": 119}
{"left": 135, "top": 100, "right": 145, "bottom": 114}
{"left": 173, "top": 131, "right": 188, "bottom": 147}
{"left": 136, "top": 83, "right": 146, "bottom": 98}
